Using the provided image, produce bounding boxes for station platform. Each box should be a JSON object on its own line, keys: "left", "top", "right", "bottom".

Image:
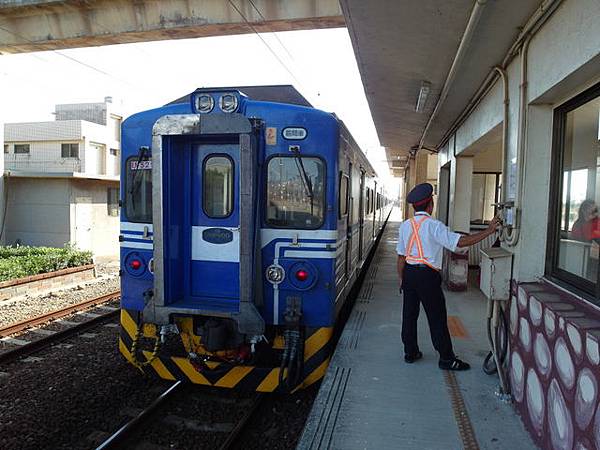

{"left": 297, "top": 213, "right": 537, "bottom": 450}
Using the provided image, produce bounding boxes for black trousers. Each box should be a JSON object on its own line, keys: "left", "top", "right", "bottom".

{"left": 401, "top": 264, "right": 454, "bottom": 360}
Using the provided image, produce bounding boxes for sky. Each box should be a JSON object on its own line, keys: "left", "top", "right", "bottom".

{"left": 0, "top": 27, "right": 398, "bottom": 192}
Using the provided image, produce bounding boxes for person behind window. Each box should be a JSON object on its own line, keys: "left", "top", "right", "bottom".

{"left": 571, "top": 200, "right": 600, "bottom": 241}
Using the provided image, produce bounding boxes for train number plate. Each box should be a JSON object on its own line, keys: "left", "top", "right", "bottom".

{"left": 202, "top": 228, "right": 234, "bottom": 244}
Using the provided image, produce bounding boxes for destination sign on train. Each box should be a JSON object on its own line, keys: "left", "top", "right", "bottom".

{"left": 282, "top": 127, "right": 307, "bottom": 140}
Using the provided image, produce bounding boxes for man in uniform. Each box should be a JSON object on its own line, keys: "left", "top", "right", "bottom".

{"left": 397, "top": 182, "right": 500, "bottom": 370}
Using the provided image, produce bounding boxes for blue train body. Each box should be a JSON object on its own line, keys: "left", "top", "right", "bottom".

{"left": 118, "top": 88, "right": 391, "bottom": 391}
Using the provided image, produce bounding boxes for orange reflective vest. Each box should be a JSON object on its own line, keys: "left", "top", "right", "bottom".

{"left": 405, "top": 216, "right": 439, "bottom": 271}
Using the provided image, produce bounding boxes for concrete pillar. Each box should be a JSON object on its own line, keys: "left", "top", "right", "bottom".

{"left": 513, "top": 105, "right": 553, "bottom": 282}
{"left": 405, "top": 158, "right": 417, "bottom": 219}
{"left": 449, "top": 156, "right": 473, "bottom": 234}
{"left": 0, "top": 123, "right": 4, "bottom": 245}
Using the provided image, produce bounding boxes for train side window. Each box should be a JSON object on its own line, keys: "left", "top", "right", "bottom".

{"left": 203, "top": 155, "right": 234, "bottom": 218}
{"left": 339, "top": 173, "right": 349, "bottom": 218}
{"left": 125, "top": 156, "right": 152, "bottom": 223}
{"left": 266, "top": 156, "right": 326, "bottom": 229}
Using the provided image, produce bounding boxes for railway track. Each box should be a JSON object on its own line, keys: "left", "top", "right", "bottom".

{"left": 95, "top": 382, "right": 264, "bottom": 450}
{"left": 0, "top": 290, "right": 121, "bottom": 365}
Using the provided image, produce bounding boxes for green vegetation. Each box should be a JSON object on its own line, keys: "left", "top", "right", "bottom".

{"left": 0, "top": 245, "right": 93, "bottom": 283}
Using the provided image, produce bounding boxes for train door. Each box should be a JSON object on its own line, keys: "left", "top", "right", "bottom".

{"left": 185, "top": 144, "right": 240, "bottom": 310}
{"left": 372, "top": 181, "right": 377, "bottom": 237}
{"left": 358, "top": 170, "right": 365, "bottom": 261}
{"left": 344, "top": 163, "right": 353, "bottom": 279}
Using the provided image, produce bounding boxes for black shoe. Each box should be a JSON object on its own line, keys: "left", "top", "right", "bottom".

{"left": 439, "top": 357, "right": 470, "bottom": 371}
{"left": 404, "top": 351, "right": 423, "bottom": 363}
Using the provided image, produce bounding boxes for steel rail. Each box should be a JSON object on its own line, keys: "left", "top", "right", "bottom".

{"left": 0, "top": 290, "right": 120, "bottom": 337}
{"left": 95, "top": 381, "right": 184, "bottom": 450}
{"left": 218, "top": 394, "right": 264, "bottom": 450}
{"left": 0, "top": 308, "right": 120, "bottom": 365}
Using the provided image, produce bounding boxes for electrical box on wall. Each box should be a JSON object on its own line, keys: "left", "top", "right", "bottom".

{"left": 480, "top": 247, "right": 513, "bottom": 301}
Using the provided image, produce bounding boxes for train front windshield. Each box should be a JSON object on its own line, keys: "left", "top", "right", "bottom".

{"left": 125, "top": 156, "right": 153, "bottom": 223}
{"left": 266, "top": 156, "right": 325, "bottom": 228}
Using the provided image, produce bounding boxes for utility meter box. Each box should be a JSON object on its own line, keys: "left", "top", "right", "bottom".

{"left": 479, "top": 247, "right": 513, "bottom": 301}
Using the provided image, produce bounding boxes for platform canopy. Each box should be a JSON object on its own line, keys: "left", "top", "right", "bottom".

{"left": 340, "top": 0, "right": 542, "bottom": 176}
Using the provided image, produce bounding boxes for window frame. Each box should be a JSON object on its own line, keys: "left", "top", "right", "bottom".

{"left": 202, "top": 153, "right": 235, "bottom": 219}
{"left": 546, "top": 81, "right": 600, "bottom": 301}
{"left": 470, "top": 171, "right": 501, "bottom": 224}
{"left": 61, "top": 143, "right": 79, "bottom": 158}
{"left": 264, "top": 154, "right": 327, "bottom": 230}
{"left": 3, "top": 144, "right": 8, "bottom": 154}
{"left": 339, "top": 172, "right": 349, "bottom": 219}
{"left": 124, "top": 155, "right": 153, "bottom": 224}
{"left": 107, "top": 187, "right": 120, "bottom": 217}
{"left": 14, "top": 144, "right": 30, "bottom": 154}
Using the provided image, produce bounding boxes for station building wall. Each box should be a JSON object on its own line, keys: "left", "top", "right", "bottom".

{"left": 435, "top": 0, "right": 600, "bottom": 448}
{"left": 3, "top": 176, "right": 119, "bottom": 258}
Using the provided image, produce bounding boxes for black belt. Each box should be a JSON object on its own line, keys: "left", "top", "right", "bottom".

{"left": 406, "top": 264, "right": 440, "bottom": 271}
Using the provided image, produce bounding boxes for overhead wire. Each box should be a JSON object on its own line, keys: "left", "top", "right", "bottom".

{"left": 227, "top": 0, "right": 308, "bottom": 93}
{"left": 0, "top": 23, "right": 150, "bottom": 93}
{"left": 247, "top": 0, "right": 295, "bottom": 61}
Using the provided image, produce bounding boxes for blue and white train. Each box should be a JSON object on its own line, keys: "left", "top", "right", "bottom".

{"left": 119, "top": 87, "right": 392, "bottom": 392}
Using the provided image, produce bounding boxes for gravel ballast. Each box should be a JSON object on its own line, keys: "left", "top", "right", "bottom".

{"left": 0, "top": 276, "right": 119, "bottom": 328}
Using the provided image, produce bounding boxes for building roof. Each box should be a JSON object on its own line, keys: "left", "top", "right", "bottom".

{"left": 168, "top": 85, "right": 313, "bottom": 108}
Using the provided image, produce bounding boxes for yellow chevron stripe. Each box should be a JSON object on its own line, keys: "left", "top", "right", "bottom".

{"left": 214, "top": 366, "right": 253, "bottom": 388}
{"left": 119, "top": 338, "right": 134, "bottom": 363}
{"left": 119, "top": 339, "right": 144, "bottom": 374}
{"left": 301, "top": 357, "right": 331, "bottom": 389}
{"left": 142, "top": 351, "right": 176, "bottom": 381}
{"left": 172, "top": 357, "right": 212, "bottom": 385}
{"left": 304, "top": 327, "right": 333, "bottom": 362}
{"left": 120, "top": 310, "right": 138, "bottom": 340}
{"left": 256, "top": 369, "right": 280, "bottom": 392}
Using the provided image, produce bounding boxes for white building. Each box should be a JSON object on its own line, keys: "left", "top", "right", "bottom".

{"left": 2, "top": 98, "right": 121, "bottom": 258}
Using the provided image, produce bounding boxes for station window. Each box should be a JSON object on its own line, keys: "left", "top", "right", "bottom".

{"left": 203, "top": 155, "right": 234, "bottom": 218}
{"left": 14, "top": 144, "right": 29, "bottom": 154}
{"left": 339, "top": 173, "right": 349, "bottom": 218}
{"left": 548, "top": 82, "right": 600, "bottom": 300}
{"left": 266, "top": 156, "right": 325, "bottom": 229}
{"left": 107, "top": 187, "right": 119, "bottom": 217}
{"left": 61, "top": 143, "right": 79, "bottom": 158}
{"left": 125, "top": 156, "right": 152, "bottom": 223}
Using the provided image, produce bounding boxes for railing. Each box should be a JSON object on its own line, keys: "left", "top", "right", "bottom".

{"left": 4, "top": 155, "right": 82, "bottom": 172}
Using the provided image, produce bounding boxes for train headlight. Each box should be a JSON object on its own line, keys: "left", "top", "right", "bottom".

{"left": 196, "top": 94, "right": 214, "bottom": 114}
{"left": 266, "top": 264, "right": 285, "bottom": 284}
{"left": 219, "top": 93, "right": 238, "bottom": 113}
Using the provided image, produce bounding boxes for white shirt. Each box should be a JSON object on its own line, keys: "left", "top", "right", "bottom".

{"left": 396, "top": 212, "right": 462, "bottom": 270}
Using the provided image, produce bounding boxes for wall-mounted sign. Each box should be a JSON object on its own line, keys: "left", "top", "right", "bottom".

{"left": 266, "top": 127, "right": 277, "bottom": 145}
{"left": 282, "top": 127, "right": 307, "bottom": 140}
{"left": 202, "top": 227, "right": 234, "bottom": 244}
{"left": 130, "top": 160, "right": 152, "bottom": 170}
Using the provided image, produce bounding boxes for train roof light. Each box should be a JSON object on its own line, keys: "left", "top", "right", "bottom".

{"left": 219, "top": 93, "right": 238, "bottom": 113}
{"left": 196, "top": 94, "right": 214, "bottom": 114}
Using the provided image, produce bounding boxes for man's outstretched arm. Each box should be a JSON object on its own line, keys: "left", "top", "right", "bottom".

{"left": 457, "top": 217, "right": 500, "bottom": 248}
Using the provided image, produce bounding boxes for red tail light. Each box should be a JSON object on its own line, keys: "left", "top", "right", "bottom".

{"left": 130, "top": 259, "right": 142, "bottom": 270}
{"left": 295, "top": 269, "right": 309, "bottom": 281}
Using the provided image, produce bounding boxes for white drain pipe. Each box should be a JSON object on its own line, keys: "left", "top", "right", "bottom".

{"left": 417, "top": 0, "right": 489, "bottom": 153}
